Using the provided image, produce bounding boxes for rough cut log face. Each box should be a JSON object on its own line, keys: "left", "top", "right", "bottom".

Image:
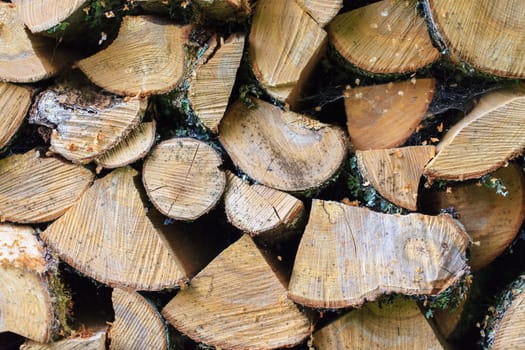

{"left": 424, "top": 86, "right": 525, "bottom": 181}
{"left": 328, "top": 0, "right": 440, "bottom": 74}
{"left": 162, "top": 234, "right": 311, "bottom": 350}
{"left": 490, "top": 278, "right": 525, "bottom": 350}
{"left": 20, "top": 329, "right": 107, "bottom": 350}
{"left": 288, "top": 200, "right": 469, "bottom": 309}
{"left": 77, "top": 16, "right": 191, "bottom": 96}
{"left": 426, "top": 0, "right": 525, "bottom": 78}
{"left": 345, "top": 78, "right": 436, "bottom": 150}
{"left": 0, "top": 83, "right": 33, "bottom": 149}
{"left": 0, "top": 150, "right": 94, "bottom": 223}
{"left": 12, "top": 0, "right": 87, "bottom": 33}
{"left": 219, "top": 99, "right": 348, "bottom": 192}
{"left": 295, "top": 0, "right": 343, "bottom": 27}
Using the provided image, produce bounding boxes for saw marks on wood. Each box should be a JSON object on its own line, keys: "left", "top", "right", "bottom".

{"left": 219, "top": 98, "right": 348, "bottom": 192}
{"left": 492, "top": 279, "right": 525, "bottom": 349}
{"left": 0, "top": 150, "right": 93, "bottom": 223}
{"left": 21, "top": 329, "right": 107, "bottom": 350}
{"left": 356, "top": 146, "right": 436, "bottom": 211}
{"left": 296, "top": 0, "right": 343, "bottom": 27}
{"left": 288, "top": 200, "right": 469, "bottom": 309}
{"left": 162, "top": 234, "right": 311, "bottom": 350}
{"left": 12, "top": 0, "right": 87, "bottom": 33}
{"left": 0, "top": 83, "right": 32, "bottom": 149}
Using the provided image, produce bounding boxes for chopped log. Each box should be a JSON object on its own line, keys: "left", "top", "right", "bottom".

{"left": 288, "top": 200, "right": 469, "bottom": 309}
{"left": 433, "top": 298, "right": 466, "bottom": 339}
{"left": 219, "top": 98, "right": 348, "bottom": 192}
{"left": 0, "top": 83, "right": 33, "bottom": 149}
{"left": 192, "top": 0, "right": 251, "bottom": 21}
{"left": 95, "top": 121, "right": 156, "bottom": 170}
{"left": 424, "top": 86, "right": 525, "bottom": 181}
{"left": 328, "top": 0, "right": 440, "bottom": 75}
{"left": 11, "top": 0, "right": 87, "bottom": 33}
{"left": 424, "top": 0, "right": 525, "bottom": 78}
{"left": 30, "top": 86, "right": 147, "bottom": 164}
{"left": 20, "top": 329, "right": 107, "bottom": 350}
{"left": 142, "top": 137, "right": 226, "bottom": 221}
{"left": 295, "top": 0, "right": 343, "bottom": 27}
{"left": 188, "top": 33, "right": 245, "bottom": 133}
{"left": 0, "top": 3, "right": 74, "bottom": 83}
{"left": 0, "top": 149, "right": 93, "bottom": 223}
{"left": 162, "top": 234, "right": 311, "bottom": 350}
{"left": 0, "top": 224, "right": 71, "bottom": 342}
{"left": 420, "top": 164, "right": 525, "bottom": 272}
{"left": 249, "top": 0, "right": 327, "bottom": 107}
{"left": 109, "top": 288, "right": 167, "bottom": 350}
{"left": 314, "top": 298, "right": 446, "bottom": 349}
{"left": 345, "top": 78, "right": 436, "bottom": 150}
{"left": 223, "top": 171, "right": 305, "bottom": 243}
{"left": 356, "top": 145, "right": 436, "bottom": 211}
{"left": 77, "top": 16, "right": 192, "bottom": 96}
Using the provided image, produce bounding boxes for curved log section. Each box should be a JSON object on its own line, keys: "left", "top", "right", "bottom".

{"left": 0, "top": 83, "right": 33, "bottom": 149}
{"left": 21, "top": 329, "right": 107, "bottom": 349}
{"left": 12, "top": 0, "right": 87, "bottom": 33}
{"left": 296, "top": 0, "right": 343, "bottom": 27}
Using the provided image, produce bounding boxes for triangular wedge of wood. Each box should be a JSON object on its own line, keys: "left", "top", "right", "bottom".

{"left": 0, "top": 83, "right": 33, "bottom": 149}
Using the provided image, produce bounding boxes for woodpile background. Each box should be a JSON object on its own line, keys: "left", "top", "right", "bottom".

{"left": 0, "top": 0, "right": 524, "bottom": 349}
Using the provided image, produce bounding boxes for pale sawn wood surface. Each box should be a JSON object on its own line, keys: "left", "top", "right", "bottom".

{"left": 21, "top": 329, "right": 107, "bottom": 350}
{"left": 12, "top": 0, "right": 87, "bottom": 33}
{"left": 0, "top": 83, "right": 32, "bottom": 149}
{"left": 296, "top": 0, "right": 343, "bottom": 27}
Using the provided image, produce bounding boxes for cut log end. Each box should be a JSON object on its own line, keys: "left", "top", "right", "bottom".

{"left": 12, "top": 0, "right": 87, "bottom": 33}
{"left": 0, "top": 82, "right": 33, "bottom": 150}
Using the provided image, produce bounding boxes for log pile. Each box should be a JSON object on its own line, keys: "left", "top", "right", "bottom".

{"left": 0, "top": 0, "right": 524, "bottom": 349}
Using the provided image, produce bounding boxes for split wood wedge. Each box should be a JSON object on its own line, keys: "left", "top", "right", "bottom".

{"left": 219, "top": 98, "right": 348, "bottom": 192}
{"left": 424, "top": 86, "right": 525, "bottom": 181}
{"left": 77, "top": 16, "right": 191, "bottom": 96}
{"left": 0, "top": 83, "right": 33, "bottom": 149}
{"left": 288, "top": 200, "right": 469, "bottom": 309}
{"left": 162, "top": 234, "right": 311, "bottom": 350}
{"left": 296, "top": 0, "right": 343, "bottom": 27}
{"left": 12, "top": 0, "right": 87, "bottom": 33}
{"left": 20, "top": 329, "right": 107, "bottom": 350}
{"left": 356, "top": 145, "right": 436, "bottom": 211}
{"left": 0, "top": 149, "right": 93, "bottom": 223}
{"left": 328, "top": 0, "right": 440, "bottom": 75}
{"left": 345, "top": 78, "right": 436, "bottom": 150}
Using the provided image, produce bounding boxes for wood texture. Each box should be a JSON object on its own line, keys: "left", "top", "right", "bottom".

{"left": 345, "top": 78, "right": 436, "bottom": 150}
{"left": 143, "top": 138, "right": 225, "bottom": 221}
{"left": 12, "top": 0, "right": 87, "bottom": 33}
{"left": 0, "top": 83, "right": 32, "bottom": 149}
{"left": 189, "top": 33, "right": 245, "bottom": 133}
{"left": 0, "top": 150, "right": 94, "bottom": 223}
{"left": 109, "top": 288, "right": 167, "bottom": 350}
{"left": 433, "top": 298, "right": 465, "bottom": 339}
{"left": 424, "top": 86, "right": 525, "bottom": 180}
{"left": 224, "top": 171, "right": 305, "bottom": 242}
{"left": 328, "top": 0, "right": 440, "bottom": 74}
{"left": 356, "top": 146, "right": 436, "bottom": 211}
{"left": 296, "top": 0, "right": 343, "bottom": 27}
{"left": 162, "top": 234, "right": 311, "bottom": 350}
{"left": 219, "top": 98, "right": 348, "bottom": 192}
{"left": 77, "top": 16, "right": 191, "bottom": 96}
{"left": 21, "top": 329, "right": 107, "bottom": 350}
{"left": 288, "top": 200, "right": 469, "bottom": 308}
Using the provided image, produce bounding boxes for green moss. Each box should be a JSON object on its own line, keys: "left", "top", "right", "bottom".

{"left": 421, "top": 273, "right": 472, "bottom": 319}
{"left": 46, "top": 253, "right": 74, "bottom": 339}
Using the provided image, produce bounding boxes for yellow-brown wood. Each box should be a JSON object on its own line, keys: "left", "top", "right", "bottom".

{"left": 249, "top": 0, "right": 326, "bottom": 106}
{"left": 424, "top": 86, "right": 525, "bottom": 181}
{"left": 328, "top": 0, "right": 440, "bottom": 74}
{"left": 288, "top": 200, "right": 469, "bottom": 308}
{"left": 192, "top": 0, "right": 251, "bottom": 21}
{"left": 224, "top": 171, "right": 305, "bottom": 242}
{"left": 21, "top": 329, "right": 107, "bottom": 350}
{"left": 345, "top": 78, "right": 436, "bottom": 150}
{"left": 420, "top": 164, "right": 525, "bottom": 272}
{"left": 356, "top": 146, "right": 436, "bottom": 211}
{"left": 162, "top": 234, "right": 311, "bottom": 350}
{"left": 219, "top": 98, "right": 348, "bottom": 192}
{"left": 77, "top": 16, "right": 191, "bottom": 96}
{"left": 426, "top": 0, "right": 525, "bottom": 78}
{"left": 142, "top": 138, "right": 226, "bottom": 221}
{"left": 12, "top": 0, "right": 87, "bottom": 33}
{"left": 109, "top": 288, "right": 167, "bottom": 350}
{"left": 492, "top": 278, "right": 525, "bottom": 349}
{"left": 0, "top": 83, "right": 32, "bottom": 149}
{"left": 314, "top": 298, "right": 446, "bottom": 349}
{"left": 0, "top": 150, "right": 93, "bottom": 223}
{"left": 433, "top": 298, "right": 466, "bottom": 339}
{"left": 189, "top": 33, "right": 245, "bottom": 133}
{"left": 296, "top": 0, "right": 343, "bottom": 27}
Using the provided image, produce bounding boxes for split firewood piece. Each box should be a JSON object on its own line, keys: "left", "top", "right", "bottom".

{"left": 109, "top": 288, "right": 167, "bottom": 350}
{"left": 288, "top": 200, "right": 469, "bottom": 309}
{"left": 421, "top": 164, "right": 525, "bottom": 272}
{"left": 249, "top": 0, "right": 327, "bottom": 107}
{"left": 0, "top": 83, "right": 33, "bottom": 149}
{"left": 219, "top": 98, "right": 348, "bottom": 192}
{"left": 424, "top": 86, "right": 525, "bottom": 181}
{"left": 11, "top": 0, "right": 87, "bottom": 33}
{"left": 328, "top": 0, "right": 440, "bottom": 75}
{"left": 295, "top": 0, "right": 343, "bottom": 27}
{"left": 162, "top": 234, "right": 311, "bottom": 350}
{"left": 0, "top": 224, "right": 71, "bottom": 343}
{"left": 424, "top": 1, "right": 525, "bottom": 78}
{"left": 224, "top": 171, "right": 305, "bottom": 243}
{"left": 314, "top": 298, "right": 447, "bottom": 349}
{"left": 0, "top": 149, "right": 93, "bottom": 223}
{"left": 356, "top": 146, "right": 436, "bottom": 211}
{"left": 142, "top": 138, "right": 226, "bottom": 221}
{"left": 192, "top": 0, "right": 251, "bottom": 21}
{"left": 188, "top": 33, "right": 245, "bottom": 133}
{"left": 0, "top": 3, "right": 74, "bottom": 83}
{"left": 30, "top": 86, "right": 147, "bottom": 164}
{"left": 20, "top": 328, "right": 107, "bottom": 350}
{"left": 77, "top": 16, "right": 191, "bottom": 96}
{"left": 345, "top": 78, "right": 436, "bottom": 150}
{"left": 95, "top": 121, "right": 156, "bottom": 170}
{"left": 41, "top": 166, "right": 203, "bottom": 291}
